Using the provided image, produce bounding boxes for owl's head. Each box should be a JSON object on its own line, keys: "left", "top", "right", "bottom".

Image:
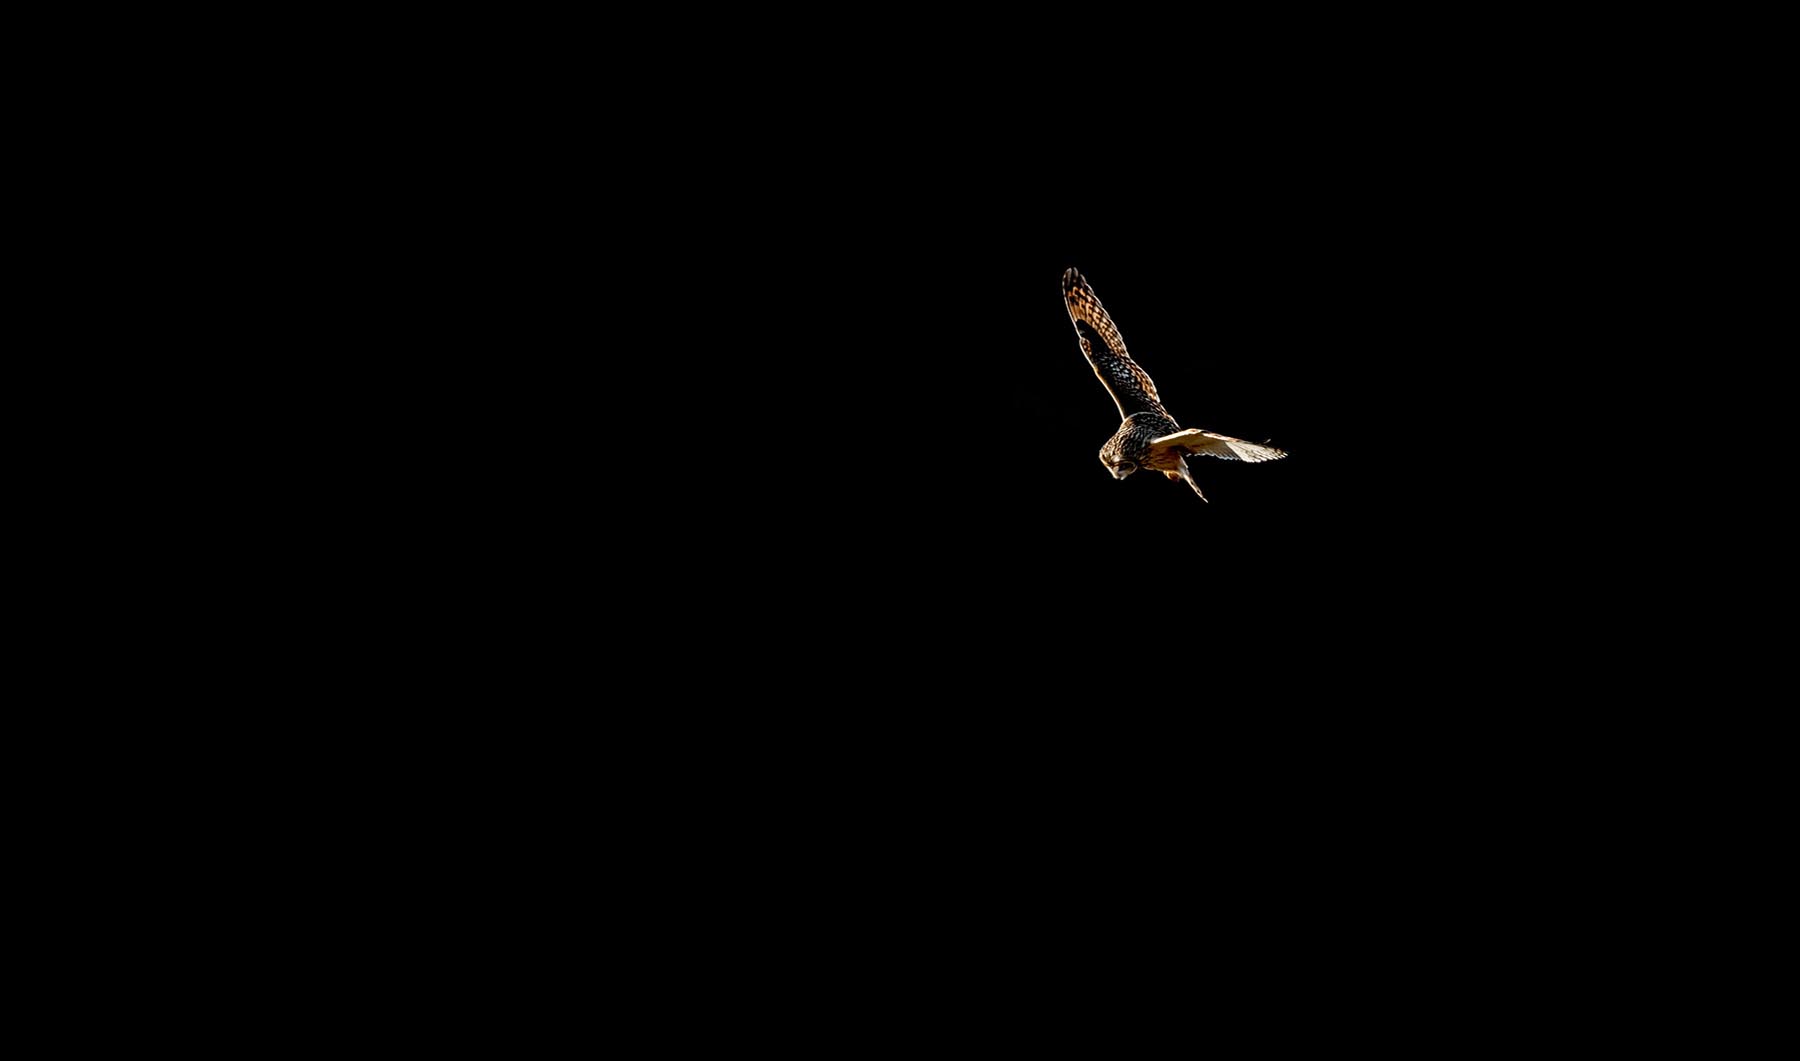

{"left": 1106, "top": 459, "right": 1138, "bottom": 480}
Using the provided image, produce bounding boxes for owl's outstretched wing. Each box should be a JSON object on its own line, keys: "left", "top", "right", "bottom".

{"left": 1150, "top": 429, "right": 1287, "bottom": 463}
{"left": 1063, "top": 268, "right": 1166, "bottom": 418}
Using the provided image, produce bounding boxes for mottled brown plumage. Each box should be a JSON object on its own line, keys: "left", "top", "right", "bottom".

{"left": 1063, "top": 267, "right": 1285, "bottom": 501}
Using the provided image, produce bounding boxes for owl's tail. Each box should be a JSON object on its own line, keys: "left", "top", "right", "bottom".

{"left": 1176, "top": 458, "right": 1208, "bottom": 502}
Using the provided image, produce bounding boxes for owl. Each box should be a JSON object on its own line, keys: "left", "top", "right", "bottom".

{"left": 1063, "top": 268, "right": 1285, "bottom": 501}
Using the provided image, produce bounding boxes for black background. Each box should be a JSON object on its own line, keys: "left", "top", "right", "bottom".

{"left": 180, "top": 25, "right": 1758, "bottom": 1023}
{"left": 657, "top": 191, "right": 1507, "bottom": 689}
{"left": 447, "top": 17, "right": 1717, "bottom": 697}
{"left": 315, "top": 42, "right": 1771, "bottom": 1018}
{"left": 491, "top": 52, "right": 1699, "bottom": 820}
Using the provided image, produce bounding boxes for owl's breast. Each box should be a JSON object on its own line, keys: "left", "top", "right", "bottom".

{"left": 1100, "top": 412, "right": 1181, "bottom": 467}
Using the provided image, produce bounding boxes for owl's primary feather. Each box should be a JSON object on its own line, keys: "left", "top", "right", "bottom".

{"left": 1062, "top": 267, "right": 1285, "bottom": 501}
{"left": 1061, "top": 268, "right": 1165, "bottom": 418}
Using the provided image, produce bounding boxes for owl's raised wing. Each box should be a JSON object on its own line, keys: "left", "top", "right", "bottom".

{"left": 1062, "top": 268, "right": 1166, "bottom": 418}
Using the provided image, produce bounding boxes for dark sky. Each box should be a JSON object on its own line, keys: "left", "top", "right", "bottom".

{"left": 671, "top": 214, "right": 1459, "bottom": 688}
{"left": 612, "top": 116, "right": 1605, "bottom": 696}
{"left": 602, "top": 207, "right": 1526, "bottom": 795}
{"left": 487, "top": 64, "right": 1712, "bottom": 906}
{"left": 457, "top": 46, "right": 1703, "bottom": 952}
{"left": 516, "top": 28, "right": 1688, "bottom": 680}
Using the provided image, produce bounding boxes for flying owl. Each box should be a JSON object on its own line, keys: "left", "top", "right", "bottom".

{"left": 1062, "top": 267, "right": 1285, "bottom": 502}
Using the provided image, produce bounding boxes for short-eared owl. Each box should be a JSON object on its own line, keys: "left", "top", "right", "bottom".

{"left": 1062, "top": 267, "right": 1285, "bottom": 502}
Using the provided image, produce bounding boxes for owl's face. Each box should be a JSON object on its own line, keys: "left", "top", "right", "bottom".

{"left": 1106, "top": 459, "right": 1138, "bottom": 480}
